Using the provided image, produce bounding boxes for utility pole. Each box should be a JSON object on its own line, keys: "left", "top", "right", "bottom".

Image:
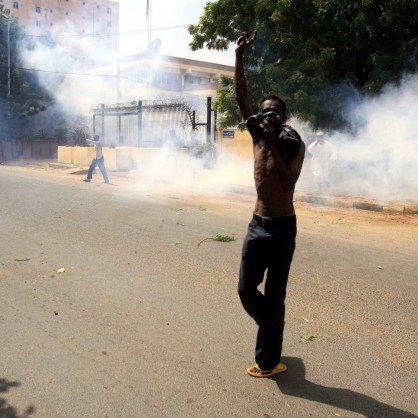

{"left": 117, "top": 58, "right": 121, "bottom": 143}
{"left": 1, "top": 13, "right": 11, "bottom": 96}
{"left": 146, "top": 0, "right": 151, "bottom": 46}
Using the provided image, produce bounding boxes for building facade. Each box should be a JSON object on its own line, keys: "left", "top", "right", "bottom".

{"left": 1, "top": 0, "right": 119, "bottom": 54}
{"left": 88, "top": 52, "right": 235, "bottom": 148}
{"left": 115, "top": 52, "right": 235, "bottom": 101}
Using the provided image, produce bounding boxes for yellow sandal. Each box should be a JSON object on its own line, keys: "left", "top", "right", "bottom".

{"left": 246, "top": 362, "right": 287, "bottom": 378}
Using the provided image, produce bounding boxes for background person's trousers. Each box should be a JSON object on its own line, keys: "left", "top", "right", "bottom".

{"left": 238, "top": 213, "right": 296, "bottom": 370}
{"left": 87, "top": 157, "right": 109, "bottom": 183}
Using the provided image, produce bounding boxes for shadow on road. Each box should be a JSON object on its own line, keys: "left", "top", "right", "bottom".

{"left": 0, "top": 378, "right": 35, "bottom": 418}
{"left": 271, "top": 357, "right": 415, "bottom": 418}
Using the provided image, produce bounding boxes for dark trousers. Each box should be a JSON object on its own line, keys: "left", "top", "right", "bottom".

{"left": 238, "top": 213, "right": 296, "bottom": 370}
{"left": 87, "top": 157, "right": 109, "bottom": 183}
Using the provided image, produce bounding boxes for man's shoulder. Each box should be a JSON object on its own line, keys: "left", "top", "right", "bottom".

{"left": 278, "top": 124, "right": 302, "bottom": 162}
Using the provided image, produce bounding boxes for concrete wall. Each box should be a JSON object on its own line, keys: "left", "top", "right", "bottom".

{"left": 216, "top": 129, "right": 253, "bottom": 160}
{"left": 57, "top": 146, "right": 134, "bottom": 171}
{"left": 0, "top": 141, "right": 58, "bottom": 161}
{"left": 55, "top": 130, "right": 254, "bottom": 172}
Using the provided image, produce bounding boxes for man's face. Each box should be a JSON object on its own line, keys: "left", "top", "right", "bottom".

{"left": 258, "top": 99, "right": 282, "bottom": 131}
{"left": 260, "top": 99, "right": 283, "bottom": 124}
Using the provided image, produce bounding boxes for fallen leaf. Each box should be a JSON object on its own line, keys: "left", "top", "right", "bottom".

{"left": 171, "top": 242, "right": 182, "bottom": 246}
{"left": 299, "top": 334, "right": 316, "bottom": 344}
{"left": 56, "top": 268, "right": 65, "bottom": 273}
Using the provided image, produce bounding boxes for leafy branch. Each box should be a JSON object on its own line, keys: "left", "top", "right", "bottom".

{"left": 197, "top": 234, "right": 236, "bottom": 246}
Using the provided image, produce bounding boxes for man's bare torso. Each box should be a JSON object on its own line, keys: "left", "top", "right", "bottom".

{"left": 253, "top": 143, "right": 296, "bottom": 217}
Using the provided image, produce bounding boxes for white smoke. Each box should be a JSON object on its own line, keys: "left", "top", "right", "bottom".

{"left": 127, "top": 136, "right": 253, "bottom": 199}
{"left": 17, "top": 22, "right": 119, "bottom": 115}
{"left": 328, "top": 74, "right": 418, "bottom": 201}
{"left": 13, "top": 5, "right": 417, "bottom": 203}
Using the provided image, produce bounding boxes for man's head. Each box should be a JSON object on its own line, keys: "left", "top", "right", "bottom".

{"left": 94, "top": 135, "right": 100, "bottom": 141}
{"left": 259, "top": 95, "right": 287, "bottom": 123}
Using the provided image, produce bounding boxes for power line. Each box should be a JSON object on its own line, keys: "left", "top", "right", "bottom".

{"left": 13, "top": 66, "right": 136, "bottom": 81}
{"left": 16, "top": 24, "right": 188, "bottom": 40}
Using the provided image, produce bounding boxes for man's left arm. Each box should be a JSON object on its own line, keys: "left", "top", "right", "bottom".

{"left": 276, "top": 142, "right": 305, "bottom": 192}
{"left": 264, "top": 123, "right": 305, "bottom": 192}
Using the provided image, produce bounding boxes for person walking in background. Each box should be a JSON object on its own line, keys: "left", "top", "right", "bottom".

{"left": 83, "top": 135, "right": 110, "bottom": 184}
{"left": 307, "top": 134, "right": 337, "bottom": 194}
{"left": 235, "top": 30, "right": 305, "bottom": 378}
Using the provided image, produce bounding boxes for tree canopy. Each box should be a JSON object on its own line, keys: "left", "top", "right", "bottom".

{"left": 0, "top": 6, "right": 50, "bottom": 140}
{"left": 189, "top": 0, "right": 418, "bottom": 130}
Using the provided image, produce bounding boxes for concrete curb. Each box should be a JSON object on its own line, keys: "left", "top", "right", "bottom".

{"left": 295, "top": 192, "right": 418, "bottom": 215}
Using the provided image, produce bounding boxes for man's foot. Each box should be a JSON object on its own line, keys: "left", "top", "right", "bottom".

{"left": 103, "top": 181, "right": 110, "bottom": 184}
{"left": 83, "top": 179, "right": 91, "bottom": 182}
{"left": 246, "top": 362, "right": 287, "bottom": 378}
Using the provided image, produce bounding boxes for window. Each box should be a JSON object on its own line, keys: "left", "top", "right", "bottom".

{"left": 35, "top": 6, "right": 41, "bottom": 13}
{"left": 13, "top": 2, "right": 19, "bottom": 9}
{"left": 185, "top": 75, "right": 202, "bottom": 85}
{"left": 107, "top": 21, "right": 111, "bottom": 28}
{"left": 36, "top": 20, "right": 41, "bottom": 27}
{"left": 82, "top": 16, "right": 86, "bottom": 20}
{"left": 107, "top": 7, "right": 112, "bottom": 14}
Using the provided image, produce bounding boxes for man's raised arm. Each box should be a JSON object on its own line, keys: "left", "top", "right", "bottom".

{"left": 235, "top": 30, "right": 257, "bottom": 121}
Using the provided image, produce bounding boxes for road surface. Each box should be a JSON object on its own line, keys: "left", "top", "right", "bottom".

{"left": 1, "top": 164, "right": 417, "bottom": 417}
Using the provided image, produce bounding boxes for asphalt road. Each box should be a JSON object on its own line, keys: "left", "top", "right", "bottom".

{"left": 1, "top": 165, "right": 417, "bottom": 418}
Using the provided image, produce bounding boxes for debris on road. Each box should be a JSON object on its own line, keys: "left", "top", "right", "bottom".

{"left": 197, "top": 234, "right": 236, "bottom": 246}
{"left": 299, "top": 334, "right": 316, "bottom": 344}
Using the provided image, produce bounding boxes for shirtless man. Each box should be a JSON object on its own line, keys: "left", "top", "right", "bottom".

{"left": 235, "top": 30, "right": 305, "bottom": 377}
{"left": 83, "top": 135, "right": 110, "bottom": 184}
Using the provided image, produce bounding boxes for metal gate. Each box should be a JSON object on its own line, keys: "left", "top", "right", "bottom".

{"left": 91, "top": 97, "right": 216, "bottom": 148}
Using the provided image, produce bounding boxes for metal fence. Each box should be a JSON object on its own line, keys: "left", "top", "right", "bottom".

{"left": 91, "top": 97, "right": 215, "bottom": 148}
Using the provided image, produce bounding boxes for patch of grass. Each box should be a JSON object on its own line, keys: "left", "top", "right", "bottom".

{"left": 197, "top": 234, "right": 236, "bottom": 246}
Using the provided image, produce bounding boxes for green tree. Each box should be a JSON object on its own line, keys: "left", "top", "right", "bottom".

{"left": 0, "top": 6, "right": 50, "bottom": 140}
{"left": 189, "top": 0, "right": 418, "bottom": 130}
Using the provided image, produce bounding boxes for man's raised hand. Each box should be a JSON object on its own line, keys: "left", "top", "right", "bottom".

{"left": 236, "top": 30, "right": 257, "bottom": 53}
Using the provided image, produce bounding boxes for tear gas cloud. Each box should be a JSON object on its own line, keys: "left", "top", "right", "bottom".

{"left": 125, "top": 142, "right": 254, "bottom": 199}
{"left": 316, "top": 74, "right": 418, "bottom": 201}
{"left": 10, "top": 9, "right": 418, "bottom": 202}
{"left": 17, "top": 22, "right": 121, "bottom": 115}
